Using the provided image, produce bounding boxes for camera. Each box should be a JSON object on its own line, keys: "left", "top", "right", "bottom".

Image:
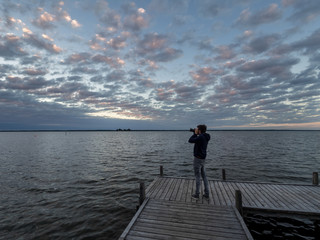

{"left": 190, "top": 128, "right": 195, "bottom": 133}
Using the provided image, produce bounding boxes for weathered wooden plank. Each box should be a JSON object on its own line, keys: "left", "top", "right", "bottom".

{"left": 295, "top": 185, "right": 320, "bottom": 203}
{"left": 213, "top": 181, "right": 227, "bottom": 205}
{"left": 142, "top": 208, "right": 238, "bottom": 222}
{"left": 139, "top": 212, "right": 244, "bottom": 230}
{"left": 186, "top": 179, "right": 193, "bottom": 202}
{"left": 266, "top": 184, "right": 296, "bottom": 209}
{"left": 249, "top": 182, "right": 283, "bottom": 208}
{"left": 148, "top": 198, "right": 237, "bottom": 213}
{"left": 191, "top": 179, "right": 196, "bottom": 203}
{"left": 181, "top": 178, "right": 190, "bottom": 202}
{"left": 279, "top": 185, "right": 318, "bottom": 211}
{"left": 222, "top": 182, "right": 237, "bottom": 205}
{"left": 161, "top": 178, "right": 174, "bottom": 200}
{"left": 176, "top": 178, "right": 185, "bottom": 201}
{"left": 206, "top": 179, "right": 214, "bottom": 205}
{"left": 169, "top": 178, "right": 181, "bottom": 201}
{"left": 275, "top": 185, "right": 311, "bottom": 210}
{"left": 253, "top": 183, "right": 281, "bottom": 209}
{"left": 136, "top": 218, "right": 245, "bottom": 234}
{"left": 233, "top": 205, "right": 254, "bottom": 240}
{"left": 210, "top": 180, "right": 221, "bottom": 205}
{"left": 128, "top": 230, "right": 245, "bottom": 240}
{"left": 218, "top": 180, "right": 233, "bottom": 205}
{"left": 125, "top": 235, "right": 151, "bottom": 240}
{"left": 231, "top": 182, "right": 255, "bottom": 208}
{"left": 119, "top": 198, "right": 149, "bottom": 240}
{"left": 154, "top": 178, "right": 170, "bottom": 199}
{"left": 233, "top": 182, "right": 258, "bottom": 207}
{"left": 145, "top": 177, "right": 160, "bottom": 197}
{"left": 149, "top": 178, "right": 165, "bottom": 198}
{"left": 246, "top": 183, "right": 272, "bottom": 208}
{"left": 131, "top": 223, "right": 248, "bottom": 240}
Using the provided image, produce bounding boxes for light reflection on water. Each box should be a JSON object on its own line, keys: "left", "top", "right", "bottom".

{"left": 0, "top": 131, "right": 319, "bottom": 239}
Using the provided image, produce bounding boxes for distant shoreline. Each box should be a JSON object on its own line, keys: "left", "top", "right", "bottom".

{"left": 0, "top": 129, "right": 319, "bottom": 132}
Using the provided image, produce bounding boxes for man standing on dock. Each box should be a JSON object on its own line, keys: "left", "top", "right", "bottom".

{"left": 189, "top": 124, "right": 210, "bottom": 200}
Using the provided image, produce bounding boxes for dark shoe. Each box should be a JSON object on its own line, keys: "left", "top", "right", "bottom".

{"left": 203, "top": 194, "right": 209, "bottom": 200}
{"left": 192, "top": 194, "right": 199, "bottom": 200}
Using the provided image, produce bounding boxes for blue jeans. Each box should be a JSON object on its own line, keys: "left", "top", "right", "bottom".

{"left": 193, "top": 157, "right": 209, "bottom": 196}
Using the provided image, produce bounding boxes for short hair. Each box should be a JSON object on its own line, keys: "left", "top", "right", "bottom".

{"left": 197, "top": 124, "right": 207, "bottom": 133}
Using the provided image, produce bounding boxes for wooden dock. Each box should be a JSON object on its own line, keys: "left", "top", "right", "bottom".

{"left": 120, "top": 172, "right": 320, "bottom": 240}
{"left": 146, "top": 177, "right": 320, "bottom": 215}
{"left": 119, "top": 198, "right": 253, "bottom": 240}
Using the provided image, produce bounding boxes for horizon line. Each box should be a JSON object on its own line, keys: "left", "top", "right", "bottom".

{"left": 0, "top": 129, "right": 319, "bottom": 132}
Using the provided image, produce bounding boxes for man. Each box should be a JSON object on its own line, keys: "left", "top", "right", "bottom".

{"left": 188, "top": 124, "right": 210, "bottom": 200}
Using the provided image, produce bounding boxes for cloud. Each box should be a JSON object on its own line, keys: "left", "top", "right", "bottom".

{"left": 284, "top": 0, "right": 320, "bottom": 23}
{"left": 243, "top": 34, "right": 281, "bottom": 54}
{"left": 63, "top": 52, "right": 125, "bottom": 69}
{"left": 127, "top": 69, "right": 154, "bottom": 89}
{"left": 148, "top": 0, "right": 189, "bottom": 15}
{"left": 31, "top": 3, "right": 81, "bottom": 30}
{"left": 238, "top": 57, "right": 299, "bottom": 78}
{"left": 107, "top": 36, "right": 127, "bottom": 50}
{"left": 71, "top": 66, "right": 97, "bottom": 75}
{"left": 236, "top": 4, "right": 282, "bottom": 26}
{"left": 197, "top": 38, "right": 214, "bottom": 51}
{"left": 271, "top": 28, "right": 320, "bottom": 56}
{"left": 198, "top": 1, "right": 222, "bottom": 17}
{"left": 190, "top": 66, "right": 224, "bottom": 85}
{"left": 152, "top": 48, "right": 183, "bottom": 62}
{"left": 122, "top": 4, "right": 149, "bottom": 32}
{"left": 23, "top": 32, "right": 62, "bottom": 54}
{"left": 291, "top": 28, "right": 320, "bottom": 54}
{"left": 32, "top": 11, "right": 56, "bottom": 29}
{"left": 95, "top": 1, "right": 121, "bottom": 29}
{"left": 152, "top": 80, "right": 201, "bottom": 106}
{"left": 92, "top": 54, "right": 125, "bottom": 68}
{"left": 63, "top": 52, "right": 91, "bottom": 64}
{"left": 106, "top": 70, "right": 126, "bottom": 82}
{"left": 0, "top": 33, "right": 27, "bottom": 59}
{"left": 123, "top": 13, "right": 148, "bottom": 32}
{"left": 21, "top": 68, "right": 47, "bottom": 76}
{"left": 214, "top": 45, "right": 237, "bottom": 60}
{"left": 57, "top": 8, "right": 82, "bottom": 28}
{"left": 136, "top": 33, "right": 182, "bottom": 62}
{"left": 42, "top": 34, "right": 53, "bottom": 41}
{"left": 1, "top": 76, "right": 52, "bottom": 91}
{"left": 224, "top": 59, "right": 246, "bottom": 69}
{"left": 71, "top": 19, "right": 81, "bottom": 28}
{"left": 137, "top": 33, "right": 167, "bottom": 54}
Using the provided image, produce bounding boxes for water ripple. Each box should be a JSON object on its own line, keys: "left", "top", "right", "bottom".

{"left": 0, "top": 131, "right": 319, "bottom": 239}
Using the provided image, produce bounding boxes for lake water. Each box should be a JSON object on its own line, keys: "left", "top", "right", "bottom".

{"left": 0, "top": 131, "right": 319, "bottom": 239}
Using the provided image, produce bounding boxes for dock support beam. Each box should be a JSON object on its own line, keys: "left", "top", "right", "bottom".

{"left": 139, "top": 182, "right": 145, "bottom": 206}
{"left": 222, "top": 169, "right": 226, "bottom": 181}
{"left": 160, "top": 165, "right": 163, "bottom": 177}
{"left": 313, "top": 172, "right": 319, "bottom": 186}
{"left": 235, "top": 190, "right": 243, "bottom": 216}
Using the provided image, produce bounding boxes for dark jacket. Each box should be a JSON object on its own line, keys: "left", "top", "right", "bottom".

{"left": 188, "top": 133, "right": 210, "bottom": 159}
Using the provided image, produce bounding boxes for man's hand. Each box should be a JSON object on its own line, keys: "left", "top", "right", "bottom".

{"left": 194, "top": 128, "right": 199, "bottom": 135}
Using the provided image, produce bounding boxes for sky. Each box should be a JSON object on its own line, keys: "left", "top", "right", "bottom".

{"left": 0, "top": 0, "right": 320, "bottom": 130}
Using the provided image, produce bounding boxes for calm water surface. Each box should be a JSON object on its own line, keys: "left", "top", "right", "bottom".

{"left": 0, "top": 131, "right": 319, "bottom": 239}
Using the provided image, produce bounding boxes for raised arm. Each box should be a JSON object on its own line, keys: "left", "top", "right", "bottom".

{"left": 188, "top": 134, "right": 200, "bottom": 143}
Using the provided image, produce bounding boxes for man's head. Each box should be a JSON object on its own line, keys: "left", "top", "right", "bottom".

{"left": 197, "top": 124, "right": 207, "bottom": 134}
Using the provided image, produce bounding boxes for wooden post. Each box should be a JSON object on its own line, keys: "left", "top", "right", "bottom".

{"left": 222, "top": 169, "right": 226, "bottom": 181}
{"left": 313, "top": 172, "right": 319, "bottom": 186}
{"left": 139, "top": 182, "right": 145, "bottom": 206}
{"left": 235, "top": 190, "right": 243, "bottom": 216}
{"left": 160, "top": 165, "right": 163, "bottom": 177}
